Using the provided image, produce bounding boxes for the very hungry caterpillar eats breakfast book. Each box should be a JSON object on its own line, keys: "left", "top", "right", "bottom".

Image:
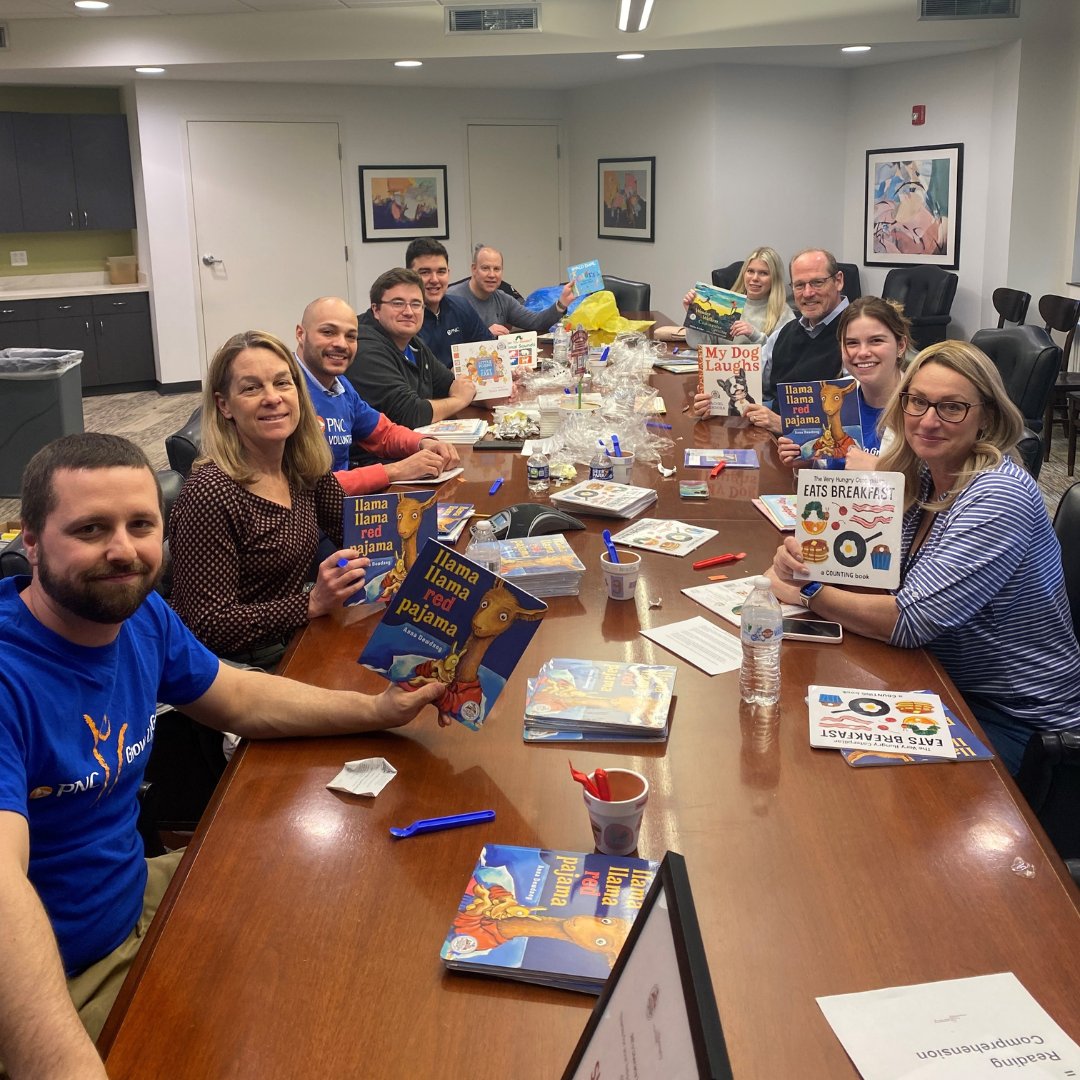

{"left": 358, "top": 540, "right": 546, "bottom": 730}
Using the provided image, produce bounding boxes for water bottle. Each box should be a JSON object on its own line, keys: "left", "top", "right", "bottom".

{"left": 552, "top": 321, "right": 569, "bottom": 367}
{"left": 465, "top": 520, "right": 502, "bottom": 576}
{"left": 739, "top": 576, "right": 783, "bottom": 705}
{"left": 588, "top": 445, "right": 614, "bottom": 481}
{"left": 527, "top": 449, "right": 550, "bottom": 494}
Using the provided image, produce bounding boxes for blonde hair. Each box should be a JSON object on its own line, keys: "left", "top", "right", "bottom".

{"left": 877, "top": 340, "right": 1024, "bottom": 511}
{"left": 732, "top": 246, "right": 788, "bottom": 336}
{"left": 197, "top": 329, "right": 332, "bottom": 489}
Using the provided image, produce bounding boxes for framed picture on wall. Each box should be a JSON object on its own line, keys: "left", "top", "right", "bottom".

{"left": 598, "top": 157, "right": 655, "bottom": 242}
{"left": 864, "top": 144, "right": 963, "bottom": 269}
{"left": 358, "top": 165, "right": 449, "bottom": 242}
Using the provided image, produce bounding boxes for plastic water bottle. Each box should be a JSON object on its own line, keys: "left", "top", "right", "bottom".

{"left": 588, "top": 445, "right": 614, "bottom": 481}
{"left": 739, "top": 576, "right": 783, "bottom": 705}
{"left": 527, "top": 449, "right": 550, "bottom": 494}
{"left": 552, "top": 321, "right": 569, "bottom": 367}
{"left": 465, "top": 520, "right": 502, "bottom": 575}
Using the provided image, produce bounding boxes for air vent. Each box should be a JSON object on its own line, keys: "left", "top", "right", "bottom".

{"left": 919, "top": 0, "right": 1017, "bottom": 18}
{"left": 0, "top": 24, "right": 9, "bottom": 50}
{"left": 445, "top": 5, "right": 541, "bottom": 34}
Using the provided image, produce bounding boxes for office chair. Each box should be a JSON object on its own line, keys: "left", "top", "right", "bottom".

{"left": 1038, "top": 294, "right": 1080, "bottom": 461}
{"left": 834, "top": 262, "right": 862, "bottom": 303}
{"left": 970, "top": 325, "right": 1060, "bottom": 433}
{"left": 882, "top": 266, "right": 958, "bottom": 350}
{"left": 165, "top": 406, "right": 202, "bottom": 478}
{"left": 992, "top": 287, "right": 1031, "bottom": 328}
{"left": 710, "top": 261, "right": 744, "bottom": 291}
{"left": 601, "top": 275, "right": 651, "bottom": 313}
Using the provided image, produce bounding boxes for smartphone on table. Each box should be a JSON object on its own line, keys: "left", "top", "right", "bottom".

{"left": 781, "top": 617, "right": 843, "bottom": 643}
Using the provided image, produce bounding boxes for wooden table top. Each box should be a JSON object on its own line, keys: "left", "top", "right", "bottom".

{"left": 101, "top": 370, "right": 1080, "bottom": 1079}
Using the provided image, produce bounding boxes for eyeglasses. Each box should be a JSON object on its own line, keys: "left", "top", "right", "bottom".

{"left": 790, "top": 275, "right": 836, "bottom": 293}
{"left": 899, "top": 392, "right": 982, "bottom": 423}
{"left": 379, "top": 299, "right": 424, "bottom": 312}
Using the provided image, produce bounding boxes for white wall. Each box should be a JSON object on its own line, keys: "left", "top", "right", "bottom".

{"left": 130, "top": 80, "right": 566, "bottom": 385}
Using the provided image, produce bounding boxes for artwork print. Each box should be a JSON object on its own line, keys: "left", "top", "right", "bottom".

{"left": 597, "top": 157, "right": 655, "bottom": 242}
{"left": 864, "top": 144, "right": 963, "bottom": 268}
{"left": 359, "top": 165, "right": 449, "bottom": 242}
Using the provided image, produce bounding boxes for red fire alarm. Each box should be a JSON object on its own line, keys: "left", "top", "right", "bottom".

{"left": 912, "top": 105, "right": 926, "bottom": 126}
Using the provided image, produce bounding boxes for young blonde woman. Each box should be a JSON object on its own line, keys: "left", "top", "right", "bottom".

{"left": 170, "top": 330, "right": 366, "bottom": 666}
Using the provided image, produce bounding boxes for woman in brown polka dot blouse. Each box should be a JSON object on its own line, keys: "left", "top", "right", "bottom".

{"left": 169, "top": 330, "right": 369, "bottom": 666}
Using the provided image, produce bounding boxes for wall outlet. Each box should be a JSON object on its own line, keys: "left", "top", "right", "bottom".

{"left": 9, "top": 250, "right": 28, "bottom": 266}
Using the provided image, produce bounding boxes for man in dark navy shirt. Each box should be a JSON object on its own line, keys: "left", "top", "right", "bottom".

{"left": 405, "top": 237, "right": 494, "bottom": 368}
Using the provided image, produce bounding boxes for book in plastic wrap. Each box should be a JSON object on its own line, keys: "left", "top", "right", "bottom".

{"left": 498, "top": 330, "right": 538, "bottom": 370}
{"left": 451, "top": 340, "right": 512, "bottom": 401}
{"left": 683, "top": 283, "right": 745, "bottom": 340}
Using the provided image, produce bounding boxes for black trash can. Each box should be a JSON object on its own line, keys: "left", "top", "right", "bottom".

{"left": 0, "top": 349, "right": 84, "bottom": 498}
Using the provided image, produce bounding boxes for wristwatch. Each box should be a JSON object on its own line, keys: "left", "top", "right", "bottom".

{"left": 799, "top": 581, "right": 824, "bottom": 609}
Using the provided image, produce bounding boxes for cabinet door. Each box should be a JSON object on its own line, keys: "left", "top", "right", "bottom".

{"left": 38, "top": 315, "right": 99, "bottom": 387}
{"left": 70, "top": 115, "right": 136, "bottom": 231}
{"left": 0, "top": 115, "right": 24, "bottom": 232}
{"left": 12, "top": 113, "right": 78, "bottom": 233}
{"left": 94, "top": 312, "right": 154, "bottom": 386}
{"left": 0, "top": 321, "right": 41, "bottom": 348}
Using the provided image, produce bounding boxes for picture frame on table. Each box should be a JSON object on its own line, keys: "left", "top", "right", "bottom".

{"left": 358, "top": 165, "right": 449, "bottom": 242}
{"left": 864, "top": 144, "right": 963, "bottom": 269}
{"left": 598, "top": 156, "right": 656, "bottom": 243}
{"left": 561, "top": 852, "right": 732, "bottom": 1080}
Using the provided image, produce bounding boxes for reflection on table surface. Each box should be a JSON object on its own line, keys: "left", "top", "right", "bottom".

{"left": 101, "top": 369, "right": 1080, "bottom": 1080}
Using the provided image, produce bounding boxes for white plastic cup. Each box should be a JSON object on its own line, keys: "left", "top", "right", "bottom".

{"left": 582, "top": 768, "right": 649, "bottom": 856}
{"left": 608, "top": 450, "right": 635, "bottom": 484}
{"left": 600, "top": 550, "right": 640, "bottom": 600}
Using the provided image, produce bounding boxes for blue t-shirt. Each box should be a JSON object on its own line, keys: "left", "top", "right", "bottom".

{"left": 857, "top": 391, "right": 884, "bottom": 453}
{"left": 300, "top": 363, "right": 382, "bottom": 472}
{"left": 0, "top": 580, "right": 219, "bottom": 974}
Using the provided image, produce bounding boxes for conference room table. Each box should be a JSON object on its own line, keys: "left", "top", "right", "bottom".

{"left": 101, "top": 361, "right": 1080, "bottom": 1078}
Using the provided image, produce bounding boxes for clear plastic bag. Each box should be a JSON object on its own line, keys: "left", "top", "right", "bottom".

{"left": 0, "top": 349, "right": 83, "bottom": 379}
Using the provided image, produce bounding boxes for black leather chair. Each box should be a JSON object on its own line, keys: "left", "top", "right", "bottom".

{"left": 601, "top": 275, "right": 651, "bottom": 313}
{"left": 971, "top": 326, "right": 1060, "bottom": 433}
{"left": 882, "top": 266, "right": 958, "bottom": 350}
{"left": 993, "top": 287, "right": 1031, "bottom": 328}
{"left": 1038, "top": 294, "right": 1080, "bottom": 461}
{"left": 1052, "top": 480, "right": 1080, "bottom": 641}
{"left": 165, "top": 406, "right": 202, "bottom": 478}
{"left": 155, "top": 467, "right": 185, "bottom": 600}
{"left": 835, "top": 262, "right": 862, "bottom": 303}
{"left": 710, "top": 261, "right": 744, "bottom": 291}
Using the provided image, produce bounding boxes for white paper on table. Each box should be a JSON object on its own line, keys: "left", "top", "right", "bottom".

{"left": 639, "top": 615, "right": 741, "bottom": 676}
{"left": 521, "top": 436, "right": 558, "bottom": 456}
{"left": 326, "top": 757, "right": 397, "bottom": 797}
{"left": 684, "top": 578, "right": 801, "bottom": 628}
{"left": 817, "top": 972, "right": 1080, "bottom": 1079}
{"left": 389, "top": 467, "right": 464, "bottom": 486}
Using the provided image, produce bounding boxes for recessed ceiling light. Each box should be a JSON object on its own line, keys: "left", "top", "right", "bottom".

{"left": 842, "top": 45, "right": 872, "bottom": 53}
{"left": 617, "top": 53, "right": 645, "bottom": 61}
{"left": 394, "top": 60, "right": 423, "bottom": 68}
{"left": 74, "top": 1, "right": 110, "bottom": 9}
{"left": 134, "top": 67, "right": 166, "bottom": 74}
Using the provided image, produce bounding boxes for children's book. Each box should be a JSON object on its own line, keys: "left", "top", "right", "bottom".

{"left": 497, "top": 330, "right": 538, "bottom": 370}
{"left": 414, "top": 418, "right": 489, "bottom": 444}
{"left": 342, "top": 490, "right": 438, "bottom": 607}
{"left": 607, "top": 518, "right": 717, "bottom": 558}
{"left": 794, "top": 469, "right": 905, "bottom": 590}
{"left": 696, "top": 342, "right": 761, "bottom": 416}
{"left": 523, "top": 659, "right": 676, "bottom": 739}
{"left": 808, "top": 686, "right": 956, "bottom": 760}
{"left": 683, "top": 283, "right": 746, "bottom": 340}
{"left": 441, "top": 844, "right": 659, "bottom": 994}
{"left": 684, "top": 448, "right": 759, "bottom": 469}
{"left": 390, "top": 466, "right": 464, "bottom": 486}
{"left": 682, "top": 579, "right": 802, "bottom": 628}
{"left": 551, "top": 480, "right": 658, "bottom": 520}
{"left": 752, "top": 494, "right": 798, "bottom": 531}
{"left": 842, "top": 701, "right": 993, "bottom": 766}
{"left": 437, "top": 502, "right": 474, "bottom": 544}
{"left": 776, "top": 377, "right": 864, "bottom": 460}
{"left": 494, "top": 535, "right": 587, "bottom": 598}
{"left": 451, "top": 340, "right": 512, "bottom": 401}
{"left": 358, "top": 540, "right": 547, "bottom": 731}
{"left": 653, "top": 359, "right": 698, "bottom": 375}
{"left": 567, "top": 259, "right": 604, "bottom": 299}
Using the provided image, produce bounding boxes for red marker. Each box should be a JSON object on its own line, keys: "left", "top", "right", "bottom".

{"left": 709, "top": 461, "right": 727, "bottom": 478}
{"left": 692, "top": 551, "right": 746, "bottom": 571}
{"left": 594, "top": 768, "right": 612, "bottom": 802}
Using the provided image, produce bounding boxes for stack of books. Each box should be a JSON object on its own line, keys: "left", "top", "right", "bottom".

{"left": 523, "top": 658, "right": 676, "bottom": 743}
{"left": 495, "top": 534, "right": 586, "bottom": 597}
{"left": 752, "top": 493, "right": 798, "bottom": 531}
{"left": 551, "top": 479, "right": 658, "bottom": 520}
{"left": 437, "top": 502, "right": 474, "bottom": 543}
{"left": 413, "top": 417, "right": 489, "bottom": 444}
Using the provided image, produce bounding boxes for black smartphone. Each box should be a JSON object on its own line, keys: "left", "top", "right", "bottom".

{"left": 781, "top": 617, "right": 843, "bottom": 643}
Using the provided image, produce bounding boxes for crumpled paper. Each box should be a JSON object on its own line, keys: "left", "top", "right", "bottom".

{"left": 326, "top": 757, "right": 397, "bottom": 797}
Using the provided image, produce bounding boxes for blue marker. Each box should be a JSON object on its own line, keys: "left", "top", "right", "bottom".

{"left": 602, "top": 529, "right": 620, "bottom": 564}
{"left": 599, "top": 346, "right": 610, "bottom": 364}
{"left": 610, "top": 434, "right": 622, "bottom": 457}
{"left": 647, "top": 422, "right": 673, "bottom": 430}
{"left": 489, "top": 478, "right": 504, "bottom": 495}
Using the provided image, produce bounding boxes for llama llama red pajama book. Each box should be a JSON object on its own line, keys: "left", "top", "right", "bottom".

{"left": 358, "top": 539, "right": 547, "bottom": 731}
{"left": 776, "top": 377, "right": 864, "bottom": 461}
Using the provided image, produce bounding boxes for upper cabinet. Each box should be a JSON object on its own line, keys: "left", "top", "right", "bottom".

{"left": 9, "top": 113, "right": 136, "bottom": 233}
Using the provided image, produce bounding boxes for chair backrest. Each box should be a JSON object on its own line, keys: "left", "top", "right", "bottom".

{"left": 1053, "top": 480, "right": 1080, "bottom": 642}
{"left": 1014, "top": 427, "right": 1044, "bottom": 480}
{"left": 1038, "top": 293, "right": 1080, "bottom": 374}
{"left": 992, "top": 287, "right": 1031, "bottom": 328}
{"left": 835, "top": 262, "right": 862, "bottom": 303}
{"left": 882, "top": 265, "right": 958, "bottom": 318}
{"left": 601, "top": 275, "right": 651, "bottom": 313}
{"left": 165, "top": 406, "right": 203, "bottom": 478}
{"left": 710, "top": 261, "right": 744, "bottom": 290}
{"left": 970, "top": 325, "right": 1061, "bottom": 429}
